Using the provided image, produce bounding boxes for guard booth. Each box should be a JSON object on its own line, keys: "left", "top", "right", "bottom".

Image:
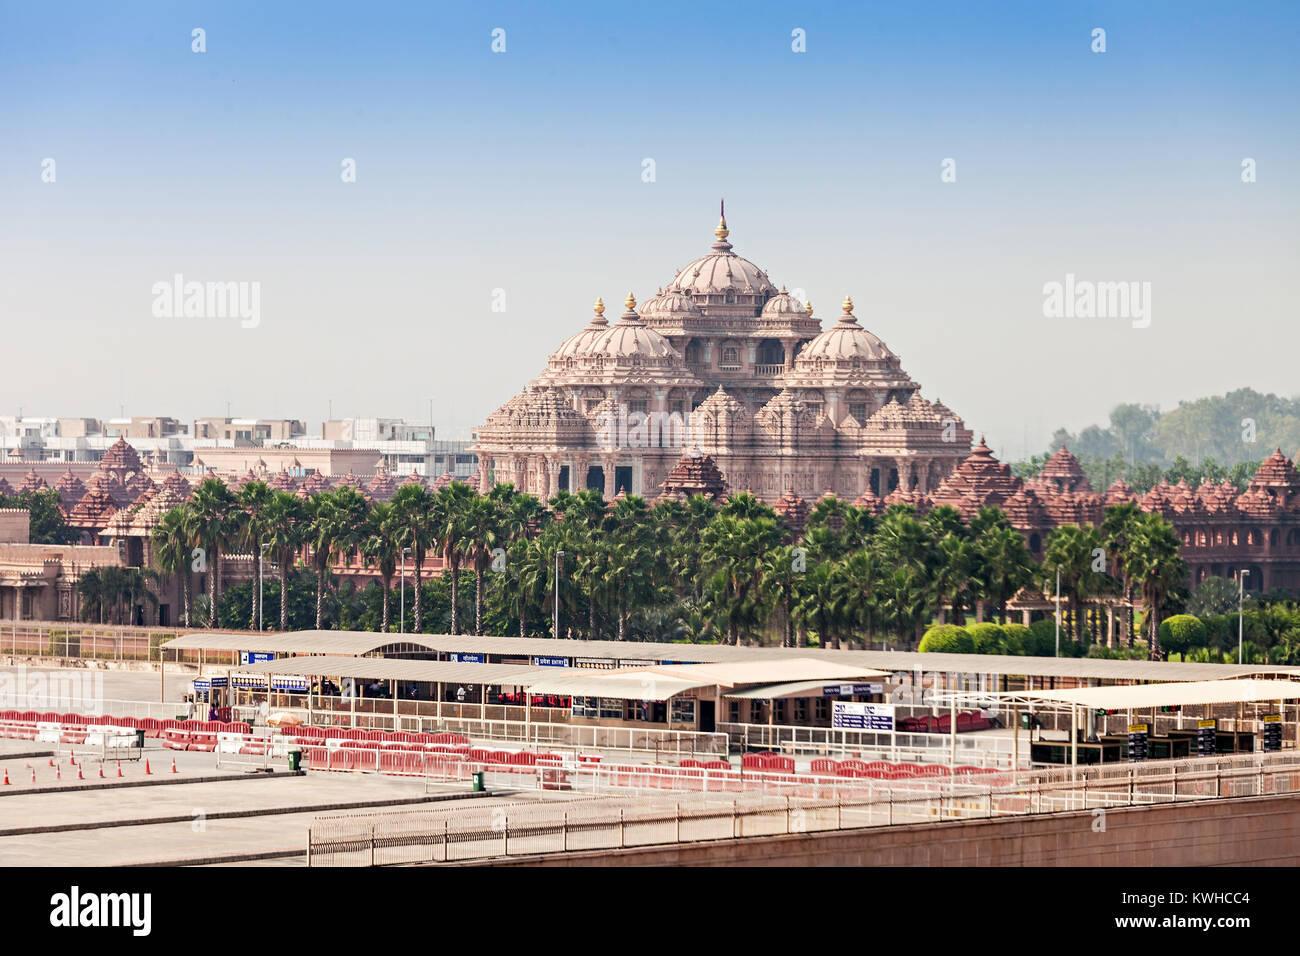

{"left": 191, "top": 676, "right": 229, "bottom": 707}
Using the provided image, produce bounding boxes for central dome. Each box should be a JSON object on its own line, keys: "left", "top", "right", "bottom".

{"left": 667, "top": 212, "right": 778, "bottom": 299}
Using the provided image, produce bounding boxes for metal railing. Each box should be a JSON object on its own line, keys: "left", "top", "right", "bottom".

{"left": 720, "top": 721, "right": 1018, "bottom": 768}
{"left": 1, "top": 621, "right": 242, "bottom": 665}
{"left": 305, "top": 750, "right": 1300, "bottom": 866}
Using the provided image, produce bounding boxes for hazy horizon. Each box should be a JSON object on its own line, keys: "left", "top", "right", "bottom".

{"left": 4, "top": 1, "right": 1297, "bottom": 462}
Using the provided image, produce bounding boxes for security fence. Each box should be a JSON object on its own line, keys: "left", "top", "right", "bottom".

{"left": 720, "top": 721, "right": 1017, "bottom": 768}
{"left": 1, "top": 621, "right": 240, "bottom": 665}
{"left": 305, "top": 750, "right": 1300, "bottom": 866}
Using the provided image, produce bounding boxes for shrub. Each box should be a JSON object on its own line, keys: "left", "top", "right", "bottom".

{"left": 1159, "top": 614, "right": 1208, "bottom": 655}
{"left": 1001, "top": 623, "right": 1030, "bottom": 656}
{"left": 1026, "top": 619, "right": 1058, "bottom": 656}
{"left": 918, "top": 625, "right": 974, "bottom": 654}
{"left": 967, "top": 622, "right": 1005, "bottom": 654}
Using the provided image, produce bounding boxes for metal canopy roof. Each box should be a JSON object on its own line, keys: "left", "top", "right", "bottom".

{"left": 228, "top": 655, "right": 554, "bottom": 686}
{"left": 725, "top": 679, "right": 879, "bottom": 700}
{"left": 165, "top": 631, "right": 433, "bottom": 656}
{"left": 521, "top": 659, "right": 889, "bottom": 701}
{"left": 504, "top": 674, "right": 707, "bottom": 702}
{"left": 164, "top": 630, "right": 1300, "bottom": 684}
{"left": 1012, "top": 678, "right": 1300, "bottom": 710}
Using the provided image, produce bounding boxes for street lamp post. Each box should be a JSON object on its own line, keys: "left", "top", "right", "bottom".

{"left": 259, "top": 542, "right": 270, "bottom": 631}
{"left": 1238, "top": 569, "right": 1250, "bottom": 665}
{"left": 400, "top": 547, "right": 411, "bottom": 634}
{"left": 554, "top": 550, "right": 566, "bottom": 639}
{"left": 1054, "top": 568, "right": 1061, "bottom": 658}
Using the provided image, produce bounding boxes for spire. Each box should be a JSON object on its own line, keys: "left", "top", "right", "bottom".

{"left": 711, "top": 200, "right": 733, "bottom": 253}
{"left": 593, "top": 297, "right": 605, "bottom": 316}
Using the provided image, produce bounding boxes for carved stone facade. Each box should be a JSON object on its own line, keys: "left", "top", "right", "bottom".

{"left": 932, "top": 443, "right": 1300, "bottom": 593}
{"left": 472, "top": 211, "right": 974, "bottom": 501}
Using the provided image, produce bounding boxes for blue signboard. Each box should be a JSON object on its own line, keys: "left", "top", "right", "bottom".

{"left": 449, "top": 652, "right": 485, "bottom": 664}
{"left": 531, "top": 656, "right": 569, "bottom": 667}
{"left": 240, "top": 651, "right": 276, "bottom": 666}
{"left": 271, "top": 675, "right": 310, "bottom": 693}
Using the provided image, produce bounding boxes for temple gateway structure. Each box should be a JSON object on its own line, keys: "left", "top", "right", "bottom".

{"left": 473, "top": 210, "right": 973, "bottom": 501}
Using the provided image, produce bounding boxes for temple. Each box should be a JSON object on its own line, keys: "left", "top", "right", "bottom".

{"left": 472, "top": 209, "right": 974, "bottom": 502}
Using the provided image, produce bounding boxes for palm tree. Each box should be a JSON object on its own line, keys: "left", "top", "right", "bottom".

{"left": 235, "top": 480, "right": 273, "bottom": 630}
{"left": 187, "top": 478, "right": 236, "bottom": 628}
{"left": 463, "top": 494, "right": 504, "bottom": 635}
{"left": 1042, "top": 524, "right": 1104, "bottom": 643}
{"left": 390, "top": 483, "right": 434, "bottom": 632}
{"left": 834, "top": 548, "right": 887, "bottom": 648}
{"left": 792, "top": 562, "right": 839, "bottom": 648}
{"left": 931, "top": 533, "right": 976, "bottom": 625}
{"left": 151, "top": 508, "right": 193, "bottom": 626}
{"left": 431, "top": 481, "right": 477, "bottom": 635}
{"left": 1102, "top": 502, "right": 1143, "bottom": 646}
{"left": 361, "top": 501, "right": 403, "bottom": 632}
{"left": 77, "top": 568, "right": 106, "bottom": 624}
{"left": 974, "top": 521, "right": 1034, "bottom": 624}
{"left": 306, "top": 487, "right": 369, "bottom": 629}
{"left": 700, "top": 514, "right": 780, "bottom": 645}
{"left": 762, "top": 545, "right": 804, "bottom": 647}
{"left": 262, "top": 491, "right": 306, "bottom": 631}
{"left": 1125, "top": 513, "right": 1186, "bottom": 659}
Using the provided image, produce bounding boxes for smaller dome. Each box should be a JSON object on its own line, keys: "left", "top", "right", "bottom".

{"left": 639, "top": 288, "right": 702, "bottom": 319}
{"left": 796, "top": 296, "right": 894, "bottom": 363}
{"left": 587, "top": 293, "right": 682, "bottom": 361}
{"left": 551, "top": 298, "right": 611, "bottom": 360}
{"left": 761, "top": 287, "right": 808, "bottom": 318}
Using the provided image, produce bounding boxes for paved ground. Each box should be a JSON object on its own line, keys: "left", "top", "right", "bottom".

{"left": 0, "top": 764, "right": 529, "bottom": 866}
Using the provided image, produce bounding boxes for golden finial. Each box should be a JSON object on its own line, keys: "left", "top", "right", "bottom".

{"left": 593, "top": 297, "right": 605, "bottom": 316}
{"left": 714, "top": 198, "right": 729, "bottom": 240}
{"left": 842, "top": 295, "right": 854, "bottom": 314}
{"left": 624, "top": 292, "right": 637, "bottom": 312}
{"left": 805, "top": 300, "right": 814, "bottom": 317}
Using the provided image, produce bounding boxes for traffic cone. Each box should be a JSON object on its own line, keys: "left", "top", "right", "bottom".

{"left": 144, "top": 759, "right": 151, "bottom": 775}
{"left": 98, "top": 765, "right": 105, "bottom": 778}
{"left": 31, "top": 767, "right": 36, "bottom": 783}
{"left": 170, "top": 757, "right": 177, "bottom": 774}
{"left": 117, "top": 761, "right": 123, "bottom": 777}
{"left": 47, "top": 756, "right": 53, "bottom": 767}
{"left": 77, "top": 766, "right": 83, "bottom": 780}
{"left": 55, "top": 763, "right": 61, "bottom": 780}
{"left": 3, "top": 769, "right": 8, "bottom": 785}
{"left": 70, "top": 750, "right": 76, "bottom": 766}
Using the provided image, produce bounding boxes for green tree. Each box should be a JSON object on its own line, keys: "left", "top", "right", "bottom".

{"left": 187, "top": 478, "right": 236, "bottom": 628}
{"left": 235, "top": 480, "right": 273, "bottom": 630}
{"left": 151, "top": 507, "right": 193, "bottom": 626}
{"left": 262, "top": 491, "right": 307, "bottom": 632}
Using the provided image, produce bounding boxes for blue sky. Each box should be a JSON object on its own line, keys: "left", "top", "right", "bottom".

{"left": 2, "top": 1, "right": 1297, "bottom": 458}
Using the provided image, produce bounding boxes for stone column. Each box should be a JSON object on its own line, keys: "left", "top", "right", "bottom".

{"left": 896, "top": 458, "right": 915, "bottom": 492}
{"left": 602, "top": 456, "right": 617, "bottom": 499}
{"left": 478, "top": 456, "right": 491, "bottom": 491}
{"left": 546, "top": 458, "right": 561, "bottom": 499}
